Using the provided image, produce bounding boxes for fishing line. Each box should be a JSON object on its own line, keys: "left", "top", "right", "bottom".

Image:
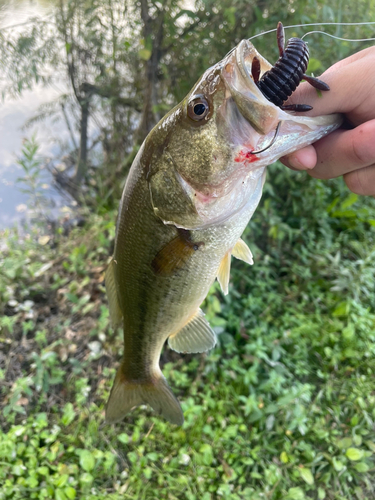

{"left": 301, "top": 30, "right": 375, "bottom": 42}
{"left": 249, "top": 21, "right": 375, "bottom": 43}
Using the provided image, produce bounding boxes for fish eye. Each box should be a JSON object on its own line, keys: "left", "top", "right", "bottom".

{"left": 187, "top": 95, "right": 210, "bottom": 121}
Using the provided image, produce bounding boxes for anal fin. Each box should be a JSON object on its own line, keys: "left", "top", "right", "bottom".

{"left": 217, "top": 251, "right": 231, "bottom": 295}
{"left": 105, "top": 259, "right": 123, "bottom": 329}
{"left": 168, "top": 309, "right": 216, "bottom": 353}
{"left": 232, "top": 238, "right": 253, "bottom": 265}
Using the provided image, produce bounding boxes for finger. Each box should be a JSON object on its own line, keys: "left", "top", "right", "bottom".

{"left": 280, "top": 145, "right": 317, "bottom": 170}
{"left": 344, "top": 165, "right": 375, "bottom": 196}
{"left": 309, "top": 120, "right": 375, "bottom": 179}
{"left": 284, "top": 48, "right": 375, "bottom": 123}
{"left": 321, "top": 46, "right": 375, "bottom": 74}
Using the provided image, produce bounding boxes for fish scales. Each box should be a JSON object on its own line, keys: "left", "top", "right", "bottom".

{"left": 105, "top": 35, "right": 342, "bottom": 425}
{"left": 114, "top": 150, "right": 262, "bottom": 364}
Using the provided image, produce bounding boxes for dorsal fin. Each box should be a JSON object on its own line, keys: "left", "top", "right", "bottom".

{"left": 168, "top": 309, "right": 216, "bottom": 353}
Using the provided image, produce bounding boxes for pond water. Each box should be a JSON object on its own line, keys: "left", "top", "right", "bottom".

{"left": 0, "top": 0, "right": 74, "bottom": 228}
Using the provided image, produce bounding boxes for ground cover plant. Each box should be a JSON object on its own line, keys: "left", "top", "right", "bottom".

{"left": 1, "top": 2, "right": 375, "bottom": 497}
{"left": 1, "top": 158, "right": 375, "bottom": 499}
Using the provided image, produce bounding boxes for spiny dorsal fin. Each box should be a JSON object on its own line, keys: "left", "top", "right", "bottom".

{"left": 168, "top": 309, "right": 216, "bottom": 354}
{"left": 232, "top": 238, "right": 253, "bottom": 265}
{"left": 105, "top": 259, "right": 123, "bottom": 330}
{"left": 217, "top": 251, "right": 231, "bottom": 295}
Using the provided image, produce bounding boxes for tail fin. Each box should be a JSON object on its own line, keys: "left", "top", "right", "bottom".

{"left": 105, "top": 365, "right": 184, "bottom": 425}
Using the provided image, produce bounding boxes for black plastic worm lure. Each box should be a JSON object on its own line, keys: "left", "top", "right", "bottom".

{"left": 251, "top": 22, "right": 330, "bottom": 112}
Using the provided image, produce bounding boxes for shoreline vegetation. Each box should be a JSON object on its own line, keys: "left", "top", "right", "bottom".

{"left": 1, "top": 160, "right": 375, "bottom": 499}
{"left": 1, "top": 0, "right": 375, "bottom": 498}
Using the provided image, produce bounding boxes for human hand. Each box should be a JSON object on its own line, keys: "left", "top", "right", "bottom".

{"left": 280, "top": 46, "right": 375, "bottom": 195}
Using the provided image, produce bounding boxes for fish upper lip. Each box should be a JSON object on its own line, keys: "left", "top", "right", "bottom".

{"left": 236, "top": 40, "right": 258, "bottom": 91}
{"left": 221, "top": 39, "right": 269, "bottom": 104}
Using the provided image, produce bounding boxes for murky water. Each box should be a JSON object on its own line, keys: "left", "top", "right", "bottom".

{"left": 0, "top": 0, "right": 73, "bottom": 228}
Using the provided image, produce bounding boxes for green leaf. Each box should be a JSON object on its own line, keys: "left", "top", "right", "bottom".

{"left": 79, "top": 450, "right": 95, "bottom": 471}
{"left": 300, "top": 467, "right": 314, "bottom": 485}
{"left": 331, "top": 209, "right": 357, "bottom": 218}
{"left": 61, "top": 403, "right": 75, "bottom": 426}
{"left": 65, "top": 293, "right": 79, "bottom": 304}
{"left": 337, "top": 437, "right": 352, "bottom": 449}
{"left": 118, "top": 433, "right": 129, "bottom": 444}
{"left": 351, "top": 415, "right": 359, "bottom": 426}
{"left": 79, "top": 472, "right": 93, "bottom": 485}
{"left": 341, "top": 193, "right": 358, "bottom": 209}
{"left": 365, "top": 441, "right": 375, "bottom": 452}
{"left": 55, "top": 488, "right": 67, "bottom": 500}
{"left": 199, "top": 444, "right": 213, "bottom": 466}
{"left": 354, "top": 462, "right": 369, "bottom": 473}
{"left": 332, "top": 457, "right": 344, "bottom": 471}
{"left": 64, "top": 487, "right": 76, "bottom": 500}
{"left": 318, "top": 488, "right": 326, "bottom": 500}
{"left": 12, "top": 464, "right": 25, "bottom": 476}
{"left": 55, "top": 489, "right": 67, "bottom": 500}
{"left": 37, "top": 466, "right": 49, "bottom": 476}
{"left": 280, "top": 451, "right": 289, "bottom": 463}
{"left": 143, "top": 467, "right": 152, "bottom": 479}
{"left": 342, "top": 324, "right": 355, "bottom": 341}
{"left": 285, "top": 487, "right": 305, "bottom": 500}
{"left": 55, "top": 474, "right": 69, "bottom": 487}
{"left": 346, "top": 448, "right": 363, "bottom": 461}
{"left": 139, "top": 48, "right": 151, "bottom": 61}
{"left": 332, "top": 301, "right": 349, "bottom": 317}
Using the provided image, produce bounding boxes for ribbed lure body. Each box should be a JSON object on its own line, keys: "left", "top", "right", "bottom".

{"left": 257, "top": 37, "right": 309, "bottom": 107}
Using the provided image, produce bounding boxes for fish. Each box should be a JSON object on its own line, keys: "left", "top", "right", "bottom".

{"left": 105, "top": 36, "right": 342, "bottom": 425}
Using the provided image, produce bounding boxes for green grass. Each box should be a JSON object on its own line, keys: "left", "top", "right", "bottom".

{"left": 1, "top": 164, "right": 375, "bottom": 499}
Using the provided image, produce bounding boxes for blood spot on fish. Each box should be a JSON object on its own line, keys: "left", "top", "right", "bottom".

{"left": 234, "top": 149, "right": 260, "bottom": 164}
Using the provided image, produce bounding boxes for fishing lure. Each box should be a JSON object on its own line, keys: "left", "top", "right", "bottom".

{"left": 251, "top": 22, "right": 330, "bottom": 112}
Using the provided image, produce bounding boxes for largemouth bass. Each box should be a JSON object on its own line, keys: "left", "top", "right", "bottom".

{"left": 105, "top": 38, "right": 341, "bottom": 425}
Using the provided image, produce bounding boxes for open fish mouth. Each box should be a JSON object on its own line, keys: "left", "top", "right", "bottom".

{"left": 221, "top": 39, "right": 342, "bottom": 166}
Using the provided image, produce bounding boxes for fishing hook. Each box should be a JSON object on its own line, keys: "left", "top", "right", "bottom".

{"left": 250, "top": 121, "right": 282, "bottom": 154}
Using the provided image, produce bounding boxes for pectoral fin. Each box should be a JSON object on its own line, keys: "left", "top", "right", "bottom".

{"left": 105, "top": 259, "right": 123, "bottom": 329}
{"left": 152, "top": 237, "right": 195, "bottom": 276}
{"left": 168, "top": 309, "right": 216, "bottom": 353}
{"left": 217, "top": 251, "right": 231, "bottom": 295}
{"left": 232, "top": 238, "right": 253, "bottom": 265}
{"left": 152, "top": 230, "right": 203, "bottom": 276}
